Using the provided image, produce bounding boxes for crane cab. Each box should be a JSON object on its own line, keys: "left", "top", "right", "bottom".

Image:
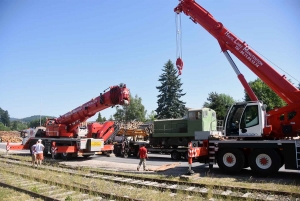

{"left": 224, "top": 101, "right": 266, "bottom": 137}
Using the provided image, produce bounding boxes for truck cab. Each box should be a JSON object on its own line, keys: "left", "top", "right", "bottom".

{"left": 224, "top": 101, "right": 266, "bottom": 137}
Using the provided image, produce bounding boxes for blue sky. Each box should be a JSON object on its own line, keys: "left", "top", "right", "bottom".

{"left": 1, "top": 0, "right": 299, "bottom": 121}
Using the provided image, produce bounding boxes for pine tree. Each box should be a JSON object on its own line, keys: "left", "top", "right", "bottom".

{"left": 155, "top": 60, "right": 186, "bottom": 119}
{"left": 0, "top": 109, "right": 10, "bottom": 127}
{"left": 96, "top": 112, "right": 103, "bottom": 122}
{"left": 96, "top": 112, "right": 107, "bottom": 123}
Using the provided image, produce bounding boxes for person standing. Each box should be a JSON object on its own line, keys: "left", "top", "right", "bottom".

{"left": 31, "top": 141, "right": 38, "bottom": 167}
{"left": 35, "top": 139, "right": 45, "bottom": 166}
{"left": 137, "top": 143, "right": 148, "bottom": 171}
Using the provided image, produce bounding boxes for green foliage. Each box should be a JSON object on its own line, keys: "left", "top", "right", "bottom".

{"left": 28, "top": 117, "right": 48, "bottom": 128}
{"left": 0, "top": 107, "right": 10, "bottom": 127}
{"left": 203, "top": 92, "right": 235, "bottom": 120}
{"left": 108, "top": 115, "right": 114, "bottom": 121}
{"left": 113, "top": 94, "right": 147, "bottom": 122}
{"left": 0, "top": 122, "right": 10, "bottom": 131}
{"left": 146, "top": 110, "right": 156, "bottom": 122}
{"left": 244, "top": 78, "right": 286, "bottom": 111}
{"left": 20, "top": 115, "right": 55, "bottom": 123}
{"left": 65, "top": 195, "right": 72, "bottom": 201}
{"left": 155, "top": 60, "right": 186, "bottom": 119}
{"left": 96, "top": 112, "right": 106, "bottom": 122}
{"left": 31, "top": 186, "right": 39, "bottom": 193}
{"left": 10, "top": 121, "right": 28, "bottom": 131}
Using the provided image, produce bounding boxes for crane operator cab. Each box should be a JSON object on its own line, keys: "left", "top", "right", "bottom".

{"left": 224, "top": 101, "right": 266, "bottom": 137}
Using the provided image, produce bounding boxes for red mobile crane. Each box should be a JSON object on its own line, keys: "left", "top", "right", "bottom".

{"left": 10, "top": 84, "right": 130, "bottom": 160}
{"left": 174, "top": 0, "right": 300, "bottom": 175}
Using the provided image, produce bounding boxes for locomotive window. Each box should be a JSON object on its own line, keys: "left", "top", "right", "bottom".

{"left": 204, "top": 111, "right": 208, "bottom": 118}
{"left": 196, "top": 111, "right": 202, "bottom": 119}
{"left": 189, "top": 112, "right": 196, "bottom": 120}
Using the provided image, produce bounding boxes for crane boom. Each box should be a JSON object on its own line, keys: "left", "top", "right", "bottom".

{"left": 174, "top": 0, "right": 300, "bottom": 105}
{"left": 46, "top": 83, "right": 130, "bottom": 137}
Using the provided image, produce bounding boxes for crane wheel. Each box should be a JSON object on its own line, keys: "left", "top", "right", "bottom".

{"left": 61, "top": 152, "right": 72, "bottom": 160}
{"left": 248, "top": 149, "right": 281, "bottom": 175}
{"left": 217, "top": 148, "right": 245, "bottom": 174}
{"left": 171, "top": 151, "right": 181, "bottom": 160}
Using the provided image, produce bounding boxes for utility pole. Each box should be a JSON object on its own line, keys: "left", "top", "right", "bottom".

{"left": 40, "top": 97, "right": 42, "bottom": 126}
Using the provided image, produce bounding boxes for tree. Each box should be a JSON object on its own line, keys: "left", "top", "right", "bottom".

{"left": 203, "top": 92, "right": 235, "bottom": 120}
{"left": 96, "top": 112, "right": 106, "bottom": 123}
{"left": 155, "top": 60, "right": 186, "bottom": 119}
{"left": 244, "top": 78, "right": 286, "bottom": 111}
{"left": 0, "top": 108, "right": 10, "bottom": 127}
{"left": 11, "top": 121, "right": 18, "bottom": 130}
{"left": 113, "top": 94, "right": 147, "bottom": 122}
{"left": 146, "top": 110, "right": 156, "bottom": 122}
{"left": 10, "top": 121, "right": 28, "bottom": 131}
{"left": 28, "top": 117, "right": 48, "bottom": 128}
{"left": 0, "top": 122, "right": 10, "bottom": 131}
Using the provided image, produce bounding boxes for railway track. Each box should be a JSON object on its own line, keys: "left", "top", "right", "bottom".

{"left": 0, "top": 155, "right": 299, "bottom": 201}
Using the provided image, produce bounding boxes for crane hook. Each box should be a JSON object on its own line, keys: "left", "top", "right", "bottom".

{"left": 176, "top": 57, "right": 183, "bottom": 75}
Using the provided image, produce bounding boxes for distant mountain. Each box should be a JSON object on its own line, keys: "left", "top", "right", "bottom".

{"left": 10, "top": 117, "right": 19, "bottom": 121}
{"left": 10, "top": 115, "right": 56, "bottom": 123}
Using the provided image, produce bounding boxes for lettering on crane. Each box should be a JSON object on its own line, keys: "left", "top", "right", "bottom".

{"left": 224, "top": 31, "right": 263, "bottom": 68}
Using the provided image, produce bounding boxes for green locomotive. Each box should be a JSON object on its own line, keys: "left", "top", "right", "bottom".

{"left": 149, "top": 108, "right": 217, "bottom": 148}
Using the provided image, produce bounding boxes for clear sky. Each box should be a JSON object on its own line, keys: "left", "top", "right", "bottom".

{"left": 1, "top": 0, "right": 299, "bottom": 121}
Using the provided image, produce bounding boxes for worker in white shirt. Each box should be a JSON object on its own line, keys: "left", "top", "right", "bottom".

{"left": 35, "top": 139, "right": 45, "bottom": 166}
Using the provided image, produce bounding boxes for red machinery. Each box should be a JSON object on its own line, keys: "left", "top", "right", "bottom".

{"left": 175, "top": 0, "right": 300, "bottom": 139}
{"left": 46, "top": 83, "right": 129, "bottom": 138}
{"left": 175, "top": 0, "right": 300, "bottom": 174}
{"left": 9, "top": 83, "right": 130, "bottom": 160}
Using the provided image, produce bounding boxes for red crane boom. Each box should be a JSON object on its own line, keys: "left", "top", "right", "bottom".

{"left": 174, "top": 0, "right": 300, "bottom": 138}
{"left": 174, "top": 0, "right": 300, "bottom": 105}
{"left": 46, "top": 83, "right": 130, "bottom": 137}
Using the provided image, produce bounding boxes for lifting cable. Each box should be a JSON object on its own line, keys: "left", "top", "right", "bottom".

{"left": 175, "top": 13, "right": 183, "bottom": 75}
{"left": 250, "top": 45, "right": 300, "bottom": 84}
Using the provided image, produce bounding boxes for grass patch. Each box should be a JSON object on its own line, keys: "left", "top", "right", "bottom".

{"left": 1, "top": 154, "right": 300, "bottom": 196}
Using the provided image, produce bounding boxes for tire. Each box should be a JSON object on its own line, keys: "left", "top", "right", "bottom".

{"left": 217, "top": 148, "right": 245, "bottom": 174}
{"left": 248, "top": 149, "right": 281, "bottom": 175}
{"left": 183, "top": 151, "right": 188, "bottom": 160}
{"left": 83, "top": 155, "right": 91, "bottom": 159}
{"left": 171, "top": 151, "right": 181, "bottom": 160}
{"left": 61, "top": 152, "right": 72, "bottom": 160}
{"left": 43, "top": 145, "right": 48, "bottom": 156}
{"left": 29, "top": 142, "right": 35, "bottom": 155}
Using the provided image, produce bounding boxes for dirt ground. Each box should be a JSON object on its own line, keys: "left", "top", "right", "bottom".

{"left": 59, "top": 159, "right": 181, "bottom": 173}
{"left": 0, "top": 131, "right": 22, "bottom": 143}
